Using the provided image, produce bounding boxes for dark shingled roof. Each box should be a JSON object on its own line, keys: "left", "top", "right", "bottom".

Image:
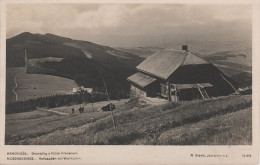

{"left": 127, "top": 72, "right": 157, "bottom": 88}
{"left": 136, "top": 48, "right": 208, "bottom": 79}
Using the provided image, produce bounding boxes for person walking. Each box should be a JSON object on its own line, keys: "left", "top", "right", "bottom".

{"left": 78, "top": 106, "right": 82, "bottom": 114}
{"left": 72, "top": 108, "right": 74, "bottom": 114}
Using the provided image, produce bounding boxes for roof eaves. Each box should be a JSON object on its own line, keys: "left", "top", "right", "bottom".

{"left": 127, "top": 77, "right": 156, "bottom": 88}
{"left": 136, "top": 68, "right": 168, "bottom": 80}
{"left": 127, "top": 79, "right": 146, "bottom": 88}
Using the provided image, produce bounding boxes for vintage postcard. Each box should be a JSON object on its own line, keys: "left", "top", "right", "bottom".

{"left": 0, "top": 0, "right": 259, "bottom": 164}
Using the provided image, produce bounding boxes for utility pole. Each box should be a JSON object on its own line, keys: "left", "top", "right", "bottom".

{"left": 102, "top": 78, "right": 116, "bottom": 130}
{"left": 91, "top": 93, "right": 94, "bottom": 113}
{"left": 164, "top": 33, "right": 166, "bottom": 48}
{"left": 122, "top": 90, "right": 126, "bottom": 104}
{"left": 24, "top": 49, "right": 27, "bottom": 61}
{"left": 186, "top": 32, "right": 188, "bottom": 45}
{"left": 24, "top": 49, "right": 28, "bottom": 73}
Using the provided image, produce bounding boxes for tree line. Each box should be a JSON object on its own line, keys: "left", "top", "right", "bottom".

{"left": 6, "top": 90, "right": 129, "bottom": 114}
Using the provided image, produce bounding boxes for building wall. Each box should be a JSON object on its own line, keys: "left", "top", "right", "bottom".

{"left": 130, "top": 84, "right": 147, "bottom": 99}
{"left": 168, "top": 64, "right": 238, "bottom": 97}
{"left": 129, "top": 63, "right": 237, "bottom": 101}
{"left": 146, "top": 81, "right": 160, "bottom": 97}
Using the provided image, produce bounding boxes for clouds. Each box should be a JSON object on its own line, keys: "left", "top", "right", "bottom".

{"left": 7, "top": 3, "right": 251, "bottom": 47}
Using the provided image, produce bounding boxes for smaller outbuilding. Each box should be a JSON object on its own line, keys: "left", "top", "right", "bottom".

{"left": 72, "top": 86, "right": 93, "bottom": 94}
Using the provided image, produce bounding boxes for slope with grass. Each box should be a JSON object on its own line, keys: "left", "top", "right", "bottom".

{"left": 6, "top": 94, "right": 252, "bottom": 145}
{"left": 7, "top": 32, "right": 143, "bottom": 91}
{"left": 6, "top": 67, "right": 78, "bottom": 103}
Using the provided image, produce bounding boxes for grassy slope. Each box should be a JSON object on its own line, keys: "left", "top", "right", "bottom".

{"left": 7, "top": 32, "right": 143, "bottom": 91}
{"left": 6, "top": 95, "right": 252, "bottom": 145}
{"left": 16, "top": 72, "right": 78, "bottom": 101}
{"left": 6, "top": 67, "right": 78, "bottom": 103}
{"left": 156, "top": 108, "right": 251, "bottom": 145}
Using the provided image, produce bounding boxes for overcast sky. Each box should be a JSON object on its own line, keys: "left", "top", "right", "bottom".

{"left": 7, "top": 4, "right": 251, "bottom": 47}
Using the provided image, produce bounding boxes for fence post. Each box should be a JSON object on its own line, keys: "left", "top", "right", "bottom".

{"left": 92, "top": 93, "right": 94, "bottom": 112}
{"left": 122, "top": 90, "right": 126, "bottom": 104}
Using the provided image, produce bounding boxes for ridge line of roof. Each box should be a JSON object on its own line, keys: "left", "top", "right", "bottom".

{"left": 189, "top": 51, "right": 205, "bottom": 60}
{"left": 136, "top": 48, "right": 187, "bottom": 80}
{"left": 180, "top": 51, "right": 189, "bottom": 66}
{"left": 136, "top": 48, "right": 209, "bottom": 80}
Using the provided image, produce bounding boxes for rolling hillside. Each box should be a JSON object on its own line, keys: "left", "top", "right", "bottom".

{"left": 6, "top": 32, "right": 252, "bottom": 107}
{"left": 6, "top": 32, "right": 144, "bottom": 93}
{"left": 7, "top": 32, "right": 143, "bottom": 68}
{"left": 5, "top": 33, "right": 252, "bottom": 145}
{"left": 6, "top": 67, "right": 78, "bottom": 103}
{"left": 5, "top": 95, "right": 252, "bottom": 145}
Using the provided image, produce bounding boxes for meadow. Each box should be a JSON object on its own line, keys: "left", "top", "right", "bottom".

{"left": 5, "top": 94, "right": 252, "bottom": 145}
{"left": 6, "top": 67, "right": 78, "bottom": 103}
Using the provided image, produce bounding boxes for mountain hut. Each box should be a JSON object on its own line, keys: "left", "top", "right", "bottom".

{"left": 127, "top": 45, "right": 238, "bottom": 102}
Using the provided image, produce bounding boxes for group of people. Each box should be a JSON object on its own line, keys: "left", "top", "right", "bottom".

{"left": 71, "top": 105, "right": 85, "bottom": 114}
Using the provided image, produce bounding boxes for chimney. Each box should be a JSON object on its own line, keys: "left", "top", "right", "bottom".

{"left": 182, "top": 45, "right": 188, "bottom": 51}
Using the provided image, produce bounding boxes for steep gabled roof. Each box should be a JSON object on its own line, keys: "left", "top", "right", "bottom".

{"left": 127, "top": 72, "right": 157, "bottom": 88}
{"left": 136, "top": 48, "right": 208, "bottom": 80}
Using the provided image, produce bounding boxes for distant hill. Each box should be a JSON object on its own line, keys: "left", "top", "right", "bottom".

{"left": 118, "top": 41, "right": 252, "bottom": 76}
{"left": 7, "top": 32, "right": 142, "bottom": 67}
{"left": 7, "top": 32, "right": 84, "bottom": 67}
{"left": 116, "top": 47, "right": 163, "bottom": 58}
{"left": 7, "top": 32, "right": 252, "bottom": 90}
{"left": 6, "top": 32, "right": 144, "bottom": 90}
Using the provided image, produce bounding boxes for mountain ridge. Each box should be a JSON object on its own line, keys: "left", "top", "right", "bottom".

{"left": 7, "top": 32, "right": 144, "bottom": 91}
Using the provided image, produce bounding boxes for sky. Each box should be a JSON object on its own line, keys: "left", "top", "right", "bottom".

{"left": 7, "top": 3, "right": 252, "bottom": 47}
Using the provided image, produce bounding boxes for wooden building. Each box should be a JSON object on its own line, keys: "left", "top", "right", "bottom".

{"left": 127, "top": 46, "right": 238, "bottom": 101}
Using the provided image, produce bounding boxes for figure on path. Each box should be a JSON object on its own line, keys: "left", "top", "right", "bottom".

{"left": 78, "top": 106, "right": 82, "bottom": 114}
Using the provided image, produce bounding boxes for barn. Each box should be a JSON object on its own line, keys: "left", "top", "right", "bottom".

{"left": 127, "top": 46, "right": 238, "bottom": 102}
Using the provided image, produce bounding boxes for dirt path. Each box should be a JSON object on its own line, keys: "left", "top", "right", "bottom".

{"left": 12, "top": 71, "right": 25, "bottom": 101}
{"left": 49, "top": 99, "right": 130, "bottom": 114}
{"left": 37, "top": 107, "right": 69, "bottom": 115}
{"left": 34, "top": 99, "right": 129, "bottom": 116}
